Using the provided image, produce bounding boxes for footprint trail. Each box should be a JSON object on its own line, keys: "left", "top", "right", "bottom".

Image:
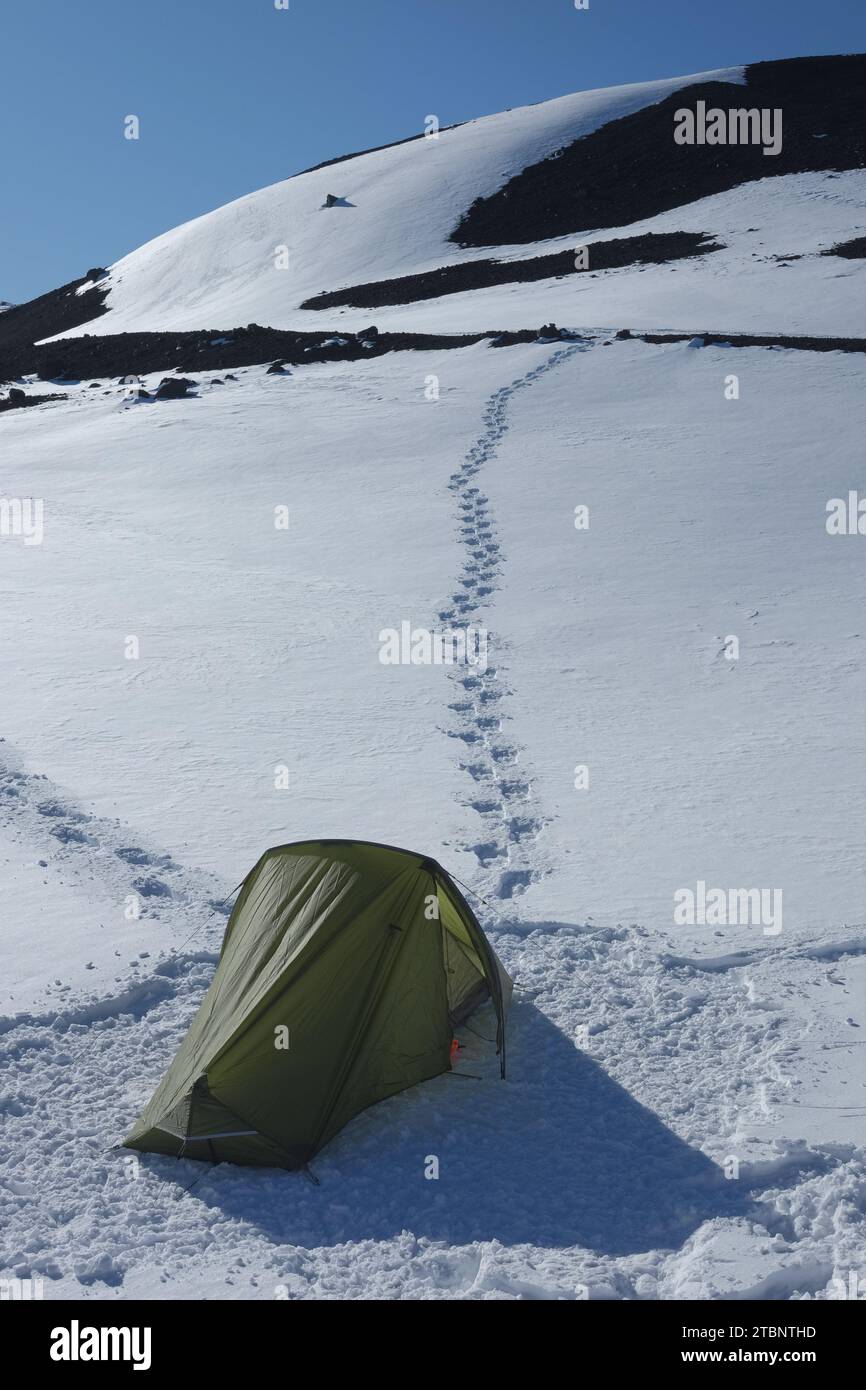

{"left": 437, "top": 341, "right": 587, "bottom": 901}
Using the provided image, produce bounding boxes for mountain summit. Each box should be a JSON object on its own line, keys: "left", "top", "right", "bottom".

{"left": 1, "top": 53, "right": 861, "bottom": 358}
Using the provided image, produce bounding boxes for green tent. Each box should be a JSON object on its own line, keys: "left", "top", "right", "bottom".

{"left": 124, "top": 840, "right": 512, "bottom": 1170}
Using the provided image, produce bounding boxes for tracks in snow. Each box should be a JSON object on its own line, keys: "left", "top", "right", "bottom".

{"left": 437, "top": 342, "right": 587, "bottom": 901}
{"left": 0, "top": 743, "right": 228, "bottom": 1017}
{"left": 2, "top": 341, "right": 864, "bottom": 1299}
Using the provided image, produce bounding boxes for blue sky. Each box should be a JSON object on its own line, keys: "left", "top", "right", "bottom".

{"left": 2, "top": 0, "right": 864, "bottom": 302}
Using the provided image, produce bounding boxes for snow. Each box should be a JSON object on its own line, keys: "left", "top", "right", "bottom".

{"left": 38, "top": 68, "right": 866, "bottom": 344}
{"left": 337, "top": 171, "right": 866, "bottom": 338}
{"left": 3, "top": 65, "right": 866, "bottom": 1302}
{"left": 2, "top": 335, "right": 865, "bottom": 1300}
{"left": 0, "top": 356, "right": 480, "bottom": 1004}
{"left": 479, "top": 338, "right": 866, "bottom": 934}
{"left": 47, "top": 67, "right": 747, "bottom": 342}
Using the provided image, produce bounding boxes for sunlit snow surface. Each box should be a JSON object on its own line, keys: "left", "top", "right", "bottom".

{"left": 3, "top": 63, "right": 866, "bottom": 1300}
{"left": 48, "top": 66, "right": 757, "bottom": 340}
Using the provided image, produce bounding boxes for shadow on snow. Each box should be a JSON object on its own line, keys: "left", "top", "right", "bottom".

{"left": 149, "top": 957, "right": 757, "bottom": 1258}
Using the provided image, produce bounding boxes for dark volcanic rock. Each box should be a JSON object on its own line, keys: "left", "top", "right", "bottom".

{"left": 821, "top": 235, "right": 866, "bottom": 259}
{"left": 0, "top": 275, "right": 109, "bottom": 353}
{"left": 625, "top": 328, "right": 866, "bottom": 353}
{"left": 452, "top": 55, "right": 866, "bottom": 247}
{"left": 86, "top": 268, "right": 108, "bottom": 282}
{"left": 155, "top": 376, "right": 197, "bottom": 400}
{"left": 301, "top": 232, "right": 722, "bottom": 310}
{"left": 1, "top": 387, "right": 67, "bottom": 413}
{"left": 1, "top": 319, "right": 862, "bottom": 397}
{"left": 297, "top": 124, "right": 463, "bottom": 179}
{"left": 37, "top": 356, "right": 72, "bottom": 381}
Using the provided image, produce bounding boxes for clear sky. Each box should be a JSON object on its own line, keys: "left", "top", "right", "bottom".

{"left": 2, "top": 0, "right": 864, "bottom": 303}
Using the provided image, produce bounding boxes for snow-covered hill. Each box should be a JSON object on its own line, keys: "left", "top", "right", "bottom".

{"left": 49, "top": 68, "right": 744, "bottom": 338}
{"left": 1, "top": 55, "right": 865, "bottom": 1302}
{"left": 34, "top": 55, "right": 866, "bottom": 343}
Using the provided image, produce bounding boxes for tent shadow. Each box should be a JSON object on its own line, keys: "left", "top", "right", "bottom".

{"left": 179, "top": 994, "right": 751, "bottom": 1258}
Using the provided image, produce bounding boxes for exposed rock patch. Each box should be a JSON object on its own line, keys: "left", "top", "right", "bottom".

{"left": 301, "top": 232, "right": 722, "bottom": 311}
{"left": 453, "top": 56, "right": 866, "bottom": 247}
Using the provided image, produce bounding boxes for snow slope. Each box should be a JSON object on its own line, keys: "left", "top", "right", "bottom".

{"left": 38, "top": 61, "right": 866, "bottom": 344}
{"left": 479, "top": 337, "right": 866, "bottom": 934}
{"left": 0, "top": 354, "right": 484, "bottom": 1009}
{"left": 48, "top": 68, "right": 747, "bottom": 340}
{"left": 326, "top": 171, "right": 866, "bottom": 338}
{"left": 2, "top": 336, "right": 865, "bottom": 1300}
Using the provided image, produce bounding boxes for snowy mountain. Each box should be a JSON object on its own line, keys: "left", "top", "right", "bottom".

{"left": 9, "top": 55, "right": 854, "bottom": 345}
{"left": 1, "top": 55, "right": 865, "bottom": 1302}
{"left": 47, "top": 66, "right": 747, "bottom": 338}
